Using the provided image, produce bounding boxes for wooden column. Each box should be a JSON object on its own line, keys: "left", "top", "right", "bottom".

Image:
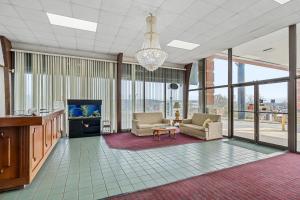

{"left": 288, "top": 25, "right": 297, "bottom": 152}
{"left": 116, "top": 53, "right": 123, "bottom": 132}
{"left": 183, "top": 63, "right": 192, "bottom": 119}
{"left": 0, "top": 36, "right": 12, "bottom": 115}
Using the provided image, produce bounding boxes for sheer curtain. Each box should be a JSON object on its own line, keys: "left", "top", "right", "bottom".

{"left": 14, "top": 51, "right": 117, "bottom": 131}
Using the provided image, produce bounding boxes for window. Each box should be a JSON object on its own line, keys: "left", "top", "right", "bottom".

{"left": 206, "top": 57, "right": 228, "bottom": 87}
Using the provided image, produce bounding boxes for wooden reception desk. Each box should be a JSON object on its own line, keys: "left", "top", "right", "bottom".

{"left": 0, "top": 109, "right": 64, "bottom": 191}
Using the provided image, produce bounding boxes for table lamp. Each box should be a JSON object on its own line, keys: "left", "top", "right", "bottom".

{"left": 173, "top": 102, "right": 181, "bottom": 120}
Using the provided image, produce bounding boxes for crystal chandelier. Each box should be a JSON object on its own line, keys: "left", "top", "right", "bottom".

{"left": 136, "top": 14, "right": 168, "bottom": 71}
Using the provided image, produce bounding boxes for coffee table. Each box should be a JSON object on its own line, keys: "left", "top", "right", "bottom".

{"left": 152, "top": 126, "right": 177, "bottom": 141}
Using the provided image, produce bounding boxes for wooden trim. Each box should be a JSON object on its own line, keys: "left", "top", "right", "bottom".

{"left": 116, "top": 53, "right": 123, "bottom": 132}
{"left": 228, "top": 49, "right": 233, "bottom": 138}
{"left": 183, "top": 63, "right": 192, "bottom": 119}
{"left": 0, "top": 36, "right": 12, "bottom": 115}
{"left": 288, "top": 25, "right": 297, "bottom": 152}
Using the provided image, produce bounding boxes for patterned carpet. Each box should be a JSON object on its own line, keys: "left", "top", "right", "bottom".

{"left": 103, "top": 132, "right": 204, "bottom": 150}
{"left": 109, "top": 153, "right": 300, "bottom": 200}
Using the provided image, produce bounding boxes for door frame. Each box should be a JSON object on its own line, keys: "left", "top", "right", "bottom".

{"left": 232, "top": 77, "right": 289, "bottom": 150}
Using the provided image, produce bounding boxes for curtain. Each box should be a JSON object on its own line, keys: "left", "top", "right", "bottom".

{"left": 14, "top": 51, "right": 117, "bottom": 131}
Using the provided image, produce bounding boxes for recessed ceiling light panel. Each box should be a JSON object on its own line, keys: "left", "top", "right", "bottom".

{"left": 167, "top": 40, "right": 200, "bottom": 50}
{"left": 273, "top": 0, "right": 290, "bottom": 4}
{"left": 47, "top": 13, "right": 97, "bottom": 32}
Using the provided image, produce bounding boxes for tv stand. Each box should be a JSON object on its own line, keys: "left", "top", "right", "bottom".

{"left": 68, "top": 117, "right": 101, "bottom": 138}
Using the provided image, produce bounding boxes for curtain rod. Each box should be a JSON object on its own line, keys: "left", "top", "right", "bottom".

{"left": 122, "top": 61, "right": 186, "bottom": 71}
{"left": 11, "top": 49, "right": 118, "bottom": 63}
{"left": 11, "top": 49, "right": 186, "bottom": 71}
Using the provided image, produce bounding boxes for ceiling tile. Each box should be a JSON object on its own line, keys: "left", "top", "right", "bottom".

{"left": 71, "top": 0, "right": 102, "bottom": 9}
{"left": 0, "top": 3, "right": 19, "bottom": 18}
{"left": 15, "top": 7, "right": 49, "bottom": 23}
{"left": 159, "top": 0, "right": 194, "bottom": 14}
{"left": 98, "top": 10, "right": 125, "bottom": 26}
{"left": 71, "top": 4, "right": 99, "bottom": 22}
{"left": 10, "top": 0, "right": 43, "bottom": 10}
{"left": 53, "top": 26, "right": 76, "bottom": 37}
{"left": 101, "top": 0, "right": 132, "bottom": 15}
{"left": 41, "top": 0, "right": 73, "bottom": 17}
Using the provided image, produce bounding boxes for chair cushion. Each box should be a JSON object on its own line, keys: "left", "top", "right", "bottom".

{"left": 137, "top": 123, "right": 167, "bottom": 129}
{"left": 181, "top": 124, "right": 205, "bottom": 131}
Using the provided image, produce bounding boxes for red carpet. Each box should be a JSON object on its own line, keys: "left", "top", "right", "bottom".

{"left": 109, "top": 153, "right": 300, "bottom": 200}
{"left": 103, "top": 132, "right": 203, "bottom": 150}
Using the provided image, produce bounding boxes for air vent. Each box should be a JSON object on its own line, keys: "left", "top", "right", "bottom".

{"left": 263, "top": 48, "right": 273, "bottom": 52}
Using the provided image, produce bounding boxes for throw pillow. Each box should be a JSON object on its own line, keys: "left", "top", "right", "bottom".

{"left": 202, "top": 118, "right": 212, "bottom": 128}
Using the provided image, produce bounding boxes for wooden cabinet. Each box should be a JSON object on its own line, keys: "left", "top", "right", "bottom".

{"left": 0, "top": 109, "right": 64, "bottom": 191}
{"left": 30, "top": 126, "right": 43, "bottom": 171}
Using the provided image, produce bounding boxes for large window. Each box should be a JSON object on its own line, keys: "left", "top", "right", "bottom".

{"left": 145, "top": 68, "right": 165, "bottom": 113}
{"left": 206, "top": 87, "right": 228, "bottom": 136}
{"left": 121, "top": 64, "right": 184, "bottom": 129}
{"left": 188, "top": 90, "right": 200, "bottom": 118}
{"left": 206, "top": 57, "right": 228, "bottom": 87}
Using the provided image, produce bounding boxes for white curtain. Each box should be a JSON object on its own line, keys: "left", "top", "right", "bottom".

{"left": 14, "top": 51, "right": 116, "bottom": 131}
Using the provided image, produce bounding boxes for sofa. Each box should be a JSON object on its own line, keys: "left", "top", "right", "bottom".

{"left": 131, "top": 112, "right": 171, "bottom": 136}
{"left": 180, "top": 113, "right": 222, "bottom": 140}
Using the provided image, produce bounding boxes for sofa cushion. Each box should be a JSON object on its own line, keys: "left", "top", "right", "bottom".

{"left": 203, "top": 118, "right": 212, "bottom": 128}
{"left": 137, "top": 123, "right": 167, "bottom": 129}
{"left": 181, "top": 124, "right": 205, "bottom": 131}
{"left": 133, "top": 112, "right": 163, "bottom": 124}
{"left": 192, "top": 113, "right": 221, "bottom": 126}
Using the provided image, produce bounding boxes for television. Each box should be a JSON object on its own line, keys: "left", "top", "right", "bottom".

{"left": 67, "top": 99, "right": 102, "bottom": 118}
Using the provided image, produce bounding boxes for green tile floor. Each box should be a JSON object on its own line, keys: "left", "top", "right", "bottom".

{"left": 0, "top": 137, "right": 284, "bottom": 200}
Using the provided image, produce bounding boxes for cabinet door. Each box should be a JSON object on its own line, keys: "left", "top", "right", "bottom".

{"left": 52, "top": 118, "right": 57, "bottom": 143}
{"left": 44, "top": 121, "right": 52, "bottom": 154}
{"left": 0, "top": 128, "right": 19, "bottom": 179}
{"left": 30, "top": 126, "right": 43, "bottom": 171}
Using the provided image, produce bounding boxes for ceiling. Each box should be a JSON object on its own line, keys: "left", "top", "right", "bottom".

{"left": 1, "top": 0, "right": 300, "bottom": 65}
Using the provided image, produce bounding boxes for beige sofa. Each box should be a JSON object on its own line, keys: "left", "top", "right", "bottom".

{"left": 131, "top": 112, "right": 171, "bottom": 136}
{"left": 180, "top": 113, "right": 222, "bottom": 140}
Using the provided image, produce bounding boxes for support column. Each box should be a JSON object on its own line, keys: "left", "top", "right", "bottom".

{"left": 199, "top": 59, "right": 206, "bottom": 113}
{"left": 0, "top": 36, "right": 12, "bottom": 115}
{"left": 116, "top": 53, "right": 123, "bottom": 132}
{"left": 183, "top": 63, "right": 192, "bottom": 119}
{"left": 228, "top": 48, "right": 233, "bottom": 138}
{"left": 237, "top": 63, "right": 245, "bottom": 119}
{"left": 288, "top": 25, "right": 297, "bottom": 152}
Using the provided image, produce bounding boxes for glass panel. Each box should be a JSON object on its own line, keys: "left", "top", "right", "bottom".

{"left": 188, "top": 90, "right": 200, "bottom": 118}
{"left": 206, "top": 87, "right": 228, "bottom": 136}
{"left": 145, "top": 68, "right": 165, "bottom": 113}
{"left": 259, "top": 82, "right": 288, "bottom": 147}
{"left": 135, "top": 65, "right": 144, "bottom": 112}
{"left": 206, "top": 58, "right": 228, "bottom": 87}
{"left": 121, "top": 64, "right": 133, "bottom": 129}
{"left": 233, "top": 27, "right": 289, "bottom": 83}
{"left": 233, "top": 86, "right": 254, "bottom": 140}
{"left": 189, "top": 62, "right": 199, "bottom": 90}
{"left": 165, "top": 68, "right": 184, "bottom": 119}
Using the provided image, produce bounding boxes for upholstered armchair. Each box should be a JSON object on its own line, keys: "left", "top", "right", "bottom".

{"left": 180, "top": 113, "right": 222, "bottom": 140}
{"left": 131, "top": 112, "right": 171, "bottom": 136}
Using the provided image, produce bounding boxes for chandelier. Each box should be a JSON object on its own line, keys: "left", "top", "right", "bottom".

{"left": 136, "top": 14, "right": 168, "bottom": 71}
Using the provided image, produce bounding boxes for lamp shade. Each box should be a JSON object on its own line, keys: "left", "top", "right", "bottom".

{"left": 173, "top": 102, "right": 181, "bottom": 109}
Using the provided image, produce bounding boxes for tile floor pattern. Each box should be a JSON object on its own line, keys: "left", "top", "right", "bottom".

{"left": 0, "top": 136, "right": 284, "bottom": 200}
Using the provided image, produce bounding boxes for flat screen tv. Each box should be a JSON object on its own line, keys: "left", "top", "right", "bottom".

{"left": 67, "top": 99, "right": 102, "bottom": 118}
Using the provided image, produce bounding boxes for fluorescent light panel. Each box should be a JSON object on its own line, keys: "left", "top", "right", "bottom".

{"left": 47, "top": 13, "right": 97, "bottom": 32}
{"left": 167, "top": 40, "right": 199, "bottom": 50}
{"left": 273, "top": 0, "right": 290, "bottom": 4}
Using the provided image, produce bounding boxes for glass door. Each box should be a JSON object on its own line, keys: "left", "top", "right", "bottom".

{"left": 233, "top": 85, "right": 255, "bottom": 140}
{"left": 258, "top": 82, "right": 288, "bottom": 147}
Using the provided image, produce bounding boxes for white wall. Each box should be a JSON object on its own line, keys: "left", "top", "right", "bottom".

{"left": 0, "top": 67, "right": 5, "bottom": 115}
